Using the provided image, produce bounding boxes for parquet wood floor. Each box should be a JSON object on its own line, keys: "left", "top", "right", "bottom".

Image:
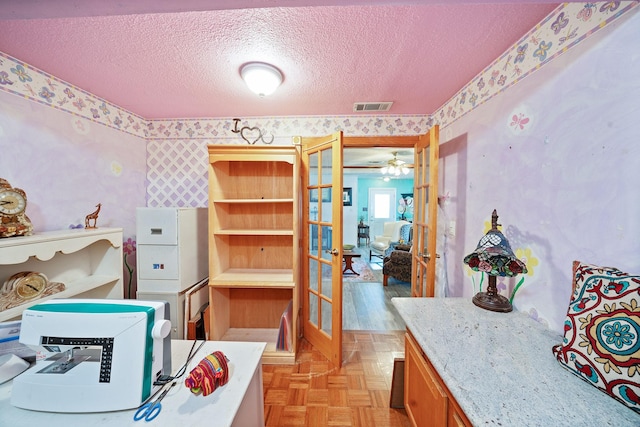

{"left": 263, "top": 331, "right": 410, "bottom": 427}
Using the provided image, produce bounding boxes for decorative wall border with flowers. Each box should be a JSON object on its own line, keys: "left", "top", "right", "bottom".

{"left": 0, "top": 2, "right": 636, "bottom": 140}
{"left": 145, "top": 115, "right": 432, "bottom": 140}
{"left": 0, "top": 54, "right": 149, "bottom": 138}
{"left": 433, "top": 1, "right": 639, "bottom": 128}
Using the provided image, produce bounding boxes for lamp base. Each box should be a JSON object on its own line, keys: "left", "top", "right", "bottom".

{"left": 472, "top": 291, "right": 513, "bottom": 313}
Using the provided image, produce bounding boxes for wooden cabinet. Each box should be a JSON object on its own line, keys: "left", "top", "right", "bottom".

{"left": 405, "top": 331, "right": 471, "bottom": 427}
{"left": 207, "top": 145, "right": 299, "bottom": 364}
{"left": 0, "top": 228, "right": 123, "bottom": 321}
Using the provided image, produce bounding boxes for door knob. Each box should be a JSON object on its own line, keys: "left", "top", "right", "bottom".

{"left": 325, "top": 248, "right": 339, "bottom": 256}
{"left": 421, "top": 253, "right": 441, "bottom": 261}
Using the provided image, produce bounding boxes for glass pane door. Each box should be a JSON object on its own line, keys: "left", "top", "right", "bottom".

{"left": 299, "top": 132, "right": 343, "bottom": 366}
{"left": 412, "top": 126, "right": 439, "bottom": 297}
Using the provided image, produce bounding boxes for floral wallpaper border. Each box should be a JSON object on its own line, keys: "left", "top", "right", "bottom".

{"left": 145, "top": 115, "right": 433, "bottom": 140}
{"left": 433, "top": 1, "right": 639, "bottom": 128}
{"left": 0, "top": 2, "right": 636, "bottom": 140}
{"left": 0, "top": 54, "right": 148, "bottom": 138}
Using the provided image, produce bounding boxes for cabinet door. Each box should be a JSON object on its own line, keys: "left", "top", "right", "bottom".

{"left": 405, "top": 333, "right": 448, "bottom": 427}
{"left": 448, "top": 406, "right": 472, "bottom": 427}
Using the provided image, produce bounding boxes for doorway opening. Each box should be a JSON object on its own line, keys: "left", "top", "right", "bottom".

{"left": 341, "top": 146, "right": 414, "bottom": 331}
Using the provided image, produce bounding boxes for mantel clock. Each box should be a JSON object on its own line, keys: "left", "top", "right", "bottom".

{"left": 0, "top": 178, "right": 33, "bottom": 238}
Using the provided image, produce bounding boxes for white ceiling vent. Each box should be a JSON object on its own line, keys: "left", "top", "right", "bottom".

{"left": 353, "top": 101, "right": 393, "bottom": 112}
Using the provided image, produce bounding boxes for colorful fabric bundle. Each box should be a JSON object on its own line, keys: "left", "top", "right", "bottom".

{"left": 184, "top": 351, "right": 229, "bottom": 396}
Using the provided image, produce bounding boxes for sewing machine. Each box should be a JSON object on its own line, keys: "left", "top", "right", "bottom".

{"left": 10, "top": 299, "right": 172, "bottom": 413}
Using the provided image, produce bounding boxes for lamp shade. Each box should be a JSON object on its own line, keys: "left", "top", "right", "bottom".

{"left": 463, "top": 211, "right": 527, "bottom": 277}
{"left": 463, "top": 209, "right": 527, "bottom": 313}
{"left": 240, "top": 62, "right": 283, "bottom": 97}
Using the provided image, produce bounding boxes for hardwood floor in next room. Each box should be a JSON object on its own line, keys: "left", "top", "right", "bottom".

{"left": 342, "top": 245, "right": 411, "bottom": 331}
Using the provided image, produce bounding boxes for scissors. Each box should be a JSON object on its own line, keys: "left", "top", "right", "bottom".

{"left": 133, "top": 382, "right": 176, "bottom": 422}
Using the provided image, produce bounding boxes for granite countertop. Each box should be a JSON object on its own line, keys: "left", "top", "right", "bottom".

{"left": 392, "top": 297, "right": 640, "bottom": 427}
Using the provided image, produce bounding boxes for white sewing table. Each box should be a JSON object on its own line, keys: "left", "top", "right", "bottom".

{"left": 0, "top": 340, "right": 266, "bottom": 427}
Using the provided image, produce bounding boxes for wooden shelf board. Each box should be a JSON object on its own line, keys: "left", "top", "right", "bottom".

{"left": 210, "top": 269, "right": 294, "bottom": 288}
{"left": 213, "top": 229, "right": 294, "bottom": 236}
{"left": 221, "top": 327, "right": 294, "bottom": 364}
{"left": 213, "top": 199, "right": 294, "bottom": 204}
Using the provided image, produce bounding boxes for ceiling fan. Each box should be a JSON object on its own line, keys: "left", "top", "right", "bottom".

{"left": 381, "top": 152, "right": 410, "bottom": 177}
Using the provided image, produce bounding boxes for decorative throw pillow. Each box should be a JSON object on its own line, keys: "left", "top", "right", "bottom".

{"left": 552, "top": 261, "right": 640, "bottom": 414}
{"left": 399, "top": 224, "right": 412, "bottom": 244}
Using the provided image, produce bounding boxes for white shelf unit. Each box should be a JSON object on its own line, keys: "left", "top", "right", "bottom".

{"left": 135, "top": 207, "right": 208, "bottom": 339}
{"left": 208, "top": 145, "right": 300, "bottom": 364}
{"left": 0, "top": 228, "right": 123, "bottom": 321}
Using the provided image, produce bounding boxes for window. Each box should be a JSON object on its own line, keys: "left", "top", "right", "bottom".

{"left": 374, "top": 193, "right": 391, "bottom": 218}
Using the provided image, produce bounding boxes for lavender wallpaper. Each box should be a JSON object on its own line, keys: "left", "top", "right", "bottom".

{"left": 0, "top": 90, "right": 146, "bottom": 235}
{"left": 439, "top": 8, "right": 640, "bottom": 333}
{"left": 434, "top": 1, "right": 639, "bottom": 128}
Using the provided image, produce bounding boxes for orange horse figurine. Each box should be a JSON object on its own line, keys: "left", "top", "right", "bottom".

{"left": 85, "top": 203, "right": 101, "bottom": 229}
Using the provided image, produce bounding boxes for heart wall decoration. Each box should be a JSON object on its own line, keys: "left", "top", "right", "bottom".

{"left": 232, "top": 118, "right": 274, "bottom": 145}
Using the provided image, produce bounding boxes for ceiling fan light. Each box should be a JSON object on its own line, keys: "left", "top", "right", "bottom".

{"left": 380, "top": 151, "right": 412, "bottom": 178}
{"left": 241, "top": 62, "right": 283, "bottom": 97}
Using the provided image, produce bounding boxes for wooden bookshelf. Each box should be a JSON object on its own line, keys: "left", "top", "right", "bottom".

{"left": 207, "top": 145, "right": 300, "bottom": 364}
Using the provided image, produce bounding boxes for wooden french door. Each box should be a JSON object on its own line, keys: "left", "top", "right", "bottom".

{"left": 412, "top": 125, "right": 439, "bottom": 297}
{"left": 297, "top": 132, "right": 343, "bottom": 367}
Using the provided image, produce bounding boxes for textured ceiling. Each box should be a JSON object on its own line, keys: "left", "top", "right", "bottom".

{"left": 0, "top": 1, "right": 561, "bottom": 119}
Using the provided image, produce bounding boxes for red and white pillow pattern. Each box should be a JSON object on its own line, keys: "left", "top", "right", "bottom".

{"left": 552, "top": 261, "right": 640, "bottom": 414}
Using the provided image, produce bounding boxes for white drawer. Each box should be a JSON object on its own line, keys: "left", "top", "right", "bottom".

{"left": 137, "top": 245, "right": 179, "bottom": 280}
{"left": 136, "top": 208, "right": 178, "bottom": 245}
{"left": 136, "top": 279, "right": 183, "bottom": 293}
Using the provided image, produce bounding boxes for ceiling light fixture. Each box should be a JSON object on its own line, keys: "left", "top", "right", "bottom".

{"left": 381, "top": 152, "right": 410, "bottom": 177}
{"left": 240, "top": 62, "right": 283, "bottom": 97}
